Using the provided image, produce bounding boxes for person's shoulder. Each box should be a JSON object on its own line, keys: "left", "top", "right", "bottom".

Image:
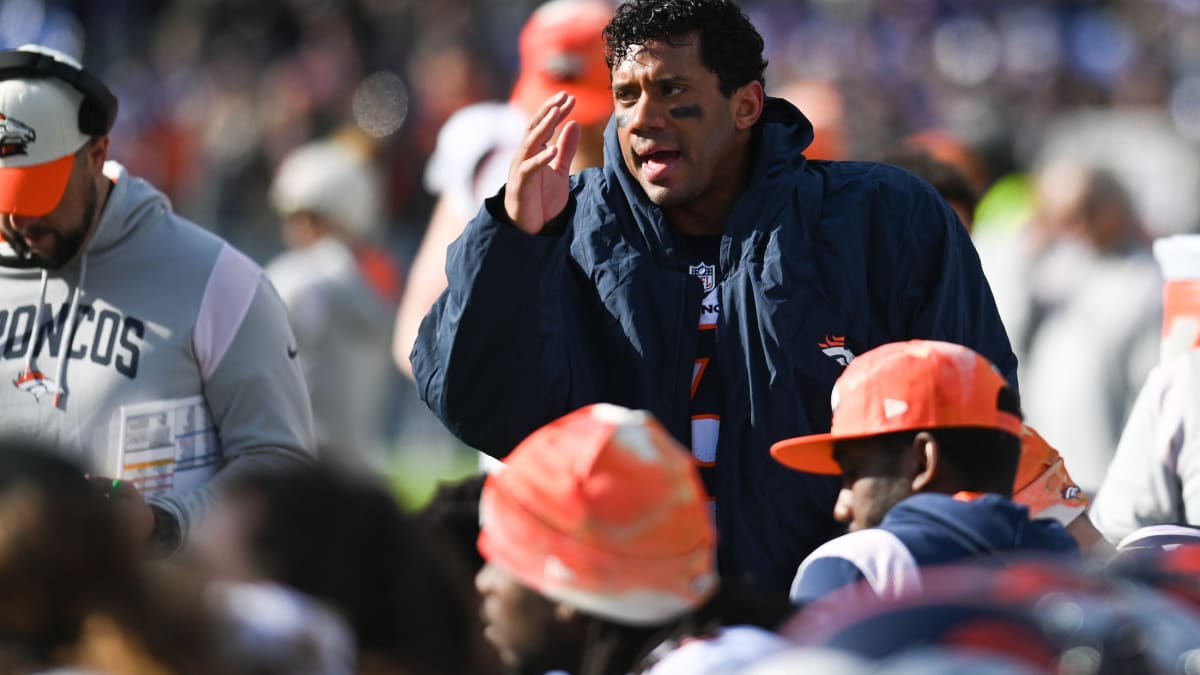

{"left": 264, "top": 246, "right": 320, "bottom": 294}
{"left": 806, "top": 159, "right": 943, "bottom": 228}
{"left": 810, "top": 159, "right": 931, "bottom": 191}
{"left": 115, "top": 196, "right": 231, "bottom": 273}
{"left": 265, "top": 240, "right": 359, "bottom": 299}
{"left": 165, "top": 214, "right": 264, "bottom": 272}
{"left": 803, "top": 527, "right": 912, "bottom": 565}
{"left": 1148, "top": 350, "right": 1200, "bottom": 411}
{"left": 266, "top": 239, "right": 353, "bottom": 275}
{"left": 793, "top": 528, "right": 922, "bottom": 603}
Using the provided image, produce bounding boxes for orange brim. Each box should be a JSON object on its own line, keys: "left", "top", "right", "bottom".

{"left": 511, "top": 76, "right": 613, "bottom": 127}
{"left": 770, "top": 433, "right": 842, "bottom": 475}
{"left": 0, "top": 154, "right": 74, "bottom": 217}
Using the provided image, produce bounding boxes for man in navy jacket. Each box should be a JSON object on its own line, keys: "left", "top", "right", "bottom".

{"left": 412, "top": 0, "right": 1016, "bottom": 593}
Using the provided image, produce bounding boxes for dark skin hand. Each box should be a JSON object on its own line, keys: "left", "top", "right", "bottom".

{"left": 87, "top": 474, "right": 156, "bottom": 547}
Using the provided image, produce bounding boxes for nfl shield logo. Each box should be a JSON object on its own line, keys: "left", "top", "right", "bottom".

{"left": 688, "top": 263, "right": 716, "bottom": 293}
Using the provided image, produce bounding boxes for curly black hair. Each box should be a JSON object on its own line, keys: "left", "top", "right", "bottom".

{"left": 603, "top": 0, "right": 767, "bottom": 97}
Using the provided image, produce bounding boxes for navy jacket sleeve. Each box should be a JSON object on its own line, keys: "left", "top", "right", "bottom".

{"left": 891, "top": 179, "right": 1019, "bottom": 389}
{"left": 411, "top": 191, "right": 583, "bottom": 458}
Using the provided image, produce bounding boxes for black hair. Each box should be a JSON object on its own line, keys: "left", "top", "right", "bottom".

{"left": 413, "top": 474, "right": 487, "bottom": 579}
{"left": 225, "top": 464, "right": 499, "bottom": 675}
{"left": 603, "top": 0, "right": 767, "bottom": 96}
{"left": 868, "top": 385, "right": 1023, "bottom": 496}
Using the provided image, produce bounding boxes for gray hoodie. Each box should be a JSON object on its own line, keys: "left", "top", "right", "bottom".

{"left": 0, "top": 161, "right": 315, "bottom": 544}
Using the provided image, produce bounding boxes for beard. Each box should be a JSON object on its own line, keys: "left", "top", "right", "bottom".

{"left": 1, "top": 180, "right": 97, "bottom": 269}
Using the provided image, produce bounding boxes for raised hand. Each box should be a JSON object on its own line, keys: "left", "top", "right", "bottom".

{"left": 504, "top": 91, "right": 582, "bottom": 235}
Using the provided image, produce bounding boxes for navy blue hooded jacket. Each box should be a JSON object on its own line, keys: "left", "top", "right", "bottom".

{"left": 412, "top": 97, "right": 1017, "bottom": 593}
{"left": 791, "top": 493, "right": 1081, "bottom": 604}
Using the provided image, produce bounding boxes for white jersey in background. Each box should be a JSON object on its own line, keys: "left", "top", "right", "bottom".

{"left": 1092, "top": 350, "right": 1200, "bottom": 541}
{"left": 423, "top": 101, "right": 528, "bottom": 215}
{"left": 0, "top": 161, "right": 315, "bottom": 543}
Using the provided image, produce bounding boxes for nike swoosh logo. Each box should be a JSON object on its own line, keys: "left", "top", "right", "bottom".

{"left": 287, "top": 345, "right": 298, "bottom": 359}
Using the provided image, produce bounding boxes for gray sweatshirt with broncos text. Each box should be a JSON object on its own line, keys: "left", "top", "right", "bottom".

{"left": 0, "top": 161, "right": 315, "bottom": 544}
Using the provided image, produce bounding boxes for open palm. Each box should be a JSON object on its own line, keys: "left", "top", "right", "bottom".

{"left": 504, "top": 92, "right": 583, "bottom": 235}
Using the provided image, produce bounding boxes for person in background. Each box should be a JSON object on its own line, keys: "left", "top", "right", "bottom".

{"left": 0, "top": 437, "right": 222, "bottom": 675}
{"left": 0, "top": 44, "right": 314, "bottom": 557}
{"left": 393, "top": 0, "right": 615, "bottom": 380}
{"left": 1016, "top": 162, "right": 1160, "bottom": 494}
{"left": 266, "top": 131, "right": 400, "bottom": 471}
{"left": 189, "top": 463, "right": 500, "bottom": 675}
{"left": 412, "top": 0, "right": 1016, "bottom": 594}
{"left": 771, "top": 340, "right": 1077, "bottom": 605}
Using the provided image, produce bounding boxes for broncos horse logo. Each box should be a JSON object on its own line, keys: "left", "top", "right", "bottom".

{"left": 818, "top": 335, "right": 856, "bottom": 367}
{"left": 0, "top": 113, "right": 36, "bottom": 157}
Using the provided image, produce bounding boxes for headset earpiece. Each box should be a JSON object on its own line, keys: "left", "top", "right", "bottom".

{"left": 0, "top": 50, "right": 118, "bottom": 136}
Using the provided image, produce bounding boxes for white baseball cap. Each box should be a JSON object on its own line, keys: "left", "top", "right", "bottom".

{"left": 0, "top": 45, "right": 92, "bottom": 216}
{"left": 270, "top": 138, "right": 383, "bottom": 239}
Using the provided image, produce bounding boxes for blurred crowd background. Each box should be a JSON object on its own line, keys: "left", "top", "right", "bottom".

{"left": 8, "top": 0, "right": 1200, "bottom": 500}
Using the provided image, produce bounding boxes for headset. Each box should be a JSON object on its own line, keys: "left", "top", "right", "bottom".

{"left": 0, "top": 49, "right": 118, "bottom": 136}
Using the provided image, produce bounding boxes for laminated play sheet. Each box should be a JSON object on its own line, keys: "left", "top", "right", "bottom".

{"left": 115, "top": 395, "right": 220, "bottom": 496}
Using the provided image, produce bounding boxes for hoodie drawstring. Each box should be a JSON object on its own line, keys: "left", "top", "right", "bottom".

{"left": 53, "top": 253, "right": 88, "bottom": 409}
{"left": 22, "top": 268, "right": 49, "bottom": 377}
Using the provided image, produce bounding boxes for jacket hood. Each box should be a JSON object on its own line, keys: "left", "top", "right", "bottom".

{"left": 598, "top": 96, "right": 816, "bottom": 262}
{"left": 86, "top": 161, "right": 171, "bottom": 263}
{"left": 883, "top": 493, "right": 1080, "bottom": 557}
{"left": 0, "top": 161, "right": 169, "bottom": 275}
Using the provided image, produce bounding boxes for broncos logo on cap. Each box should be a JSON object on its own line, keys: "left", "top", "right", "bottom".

{"left": 0, "top": 113, "right": 36, "bottom": 158}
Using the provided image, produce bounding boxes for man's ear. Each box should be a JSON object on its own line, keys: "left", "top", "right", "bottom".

{"left": 731, "top": 80, "right": 764, "bottom": 131}
{"left": 910, "top": 431, "right": 938, "bottom": 493}
{"left": 85, "top": 135, "right": 109, "bottom": 171}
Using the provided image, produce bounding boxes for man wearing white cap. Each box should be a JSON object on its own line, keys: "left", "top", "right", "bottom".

{"left": 265, "top": 133, "right": 398, "bottom": 470}
{"left": 0, "top": 45, "right": 315, "bottom": 555}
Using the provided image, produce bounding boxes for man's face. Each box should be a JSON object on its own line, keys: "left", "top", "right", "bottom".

{"left": 832, "top": 438, "right": 915, "bottom": 532}
{"left": 611, "top": 34, "right": 746, "bottom": 210}
{"left": 1, "top": 145, "right": 99, "bottom": 268}
{"left": 475, "top": 561, "right": 582, "bottom": 675}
